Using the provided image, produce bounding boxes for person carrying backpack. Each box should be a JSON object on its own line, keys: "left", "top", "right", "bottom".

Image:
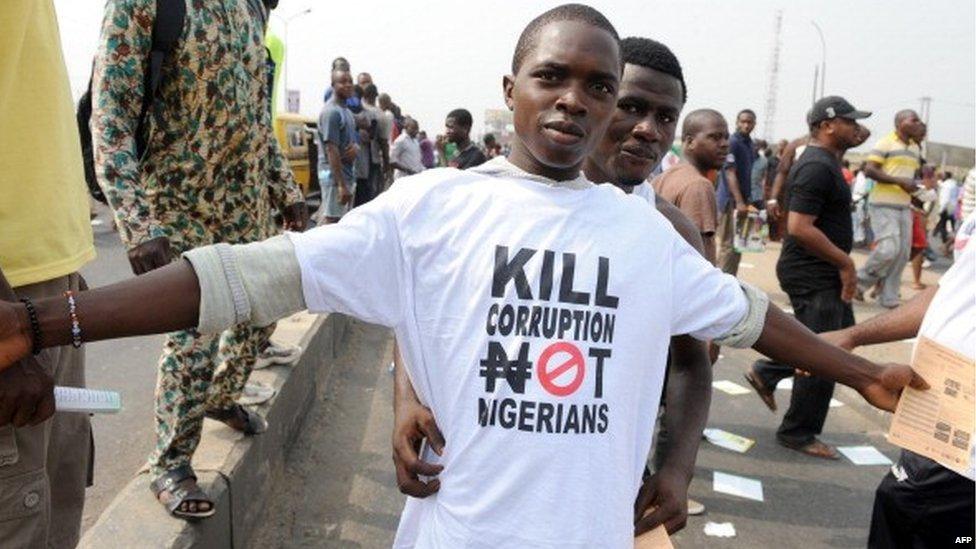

{"left": 90, "top": 0, "right": 306, "bottom": 519}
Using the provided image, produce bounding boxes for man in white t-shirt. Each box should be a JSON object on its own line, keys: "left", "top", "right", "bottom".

{"left": 0, "top": 5, "right": 925, "bottom": 549}
{"left": 391, "top": 35, "right": 712, "bottom": 535}
{"left": 390, "top": 117, "right": 425, "bottom": 180}
{"left": 823, "top": 240, "right": 974, "bottom": 548}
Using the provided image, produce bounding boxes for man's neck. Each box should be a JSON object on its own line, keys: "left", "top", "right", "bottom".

{"left": 454, "top": 137, "right": 472, "bottom": 151}
{"left": 686, "top": 155, "right": 713, "bottom": 179}
{"left": 809, "top": 137, "right": 844, "bottom": 160}
{"left": 895, "top": 129, "right": 914, "bottom": 145}
{"left": 508, "top": 142, "right": 581, "bottom": 181}
{"left": 581, "top": 159, "right": 635, "bottom": 193}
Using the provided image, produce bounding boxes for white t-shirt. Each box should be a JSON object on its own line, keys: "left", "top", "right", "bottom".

{"left": 289, "top": 165, "right": 748, "bottom": 548}
{"left": 632, "top": 181, "right": 655, "bottom": 203}
{"left": 914, "top": 241, "right": 975, "bottom": 480}
{"left": 391, "top": 133, "right": 425, "bottom": 179}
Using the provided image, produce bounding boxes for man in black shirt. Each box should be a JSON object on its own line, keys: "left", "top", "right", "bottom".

{"left": 745, "top": 96, "right": 871, "bottom": 459}
{"left": 443, "top": 108, "right": 488, "bottom": 170}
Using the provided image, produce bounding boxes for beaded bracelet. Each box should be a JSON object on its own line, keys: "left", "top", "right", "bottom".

{"left": 19, "top": 297, "right": 42, "bottom": 355}
{"left": 64, "top": 290, "right": 82, "bottom": 349}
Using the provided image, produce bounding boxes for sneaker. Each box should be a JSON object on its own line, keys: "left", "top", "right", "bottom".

{"left": 254, "top": 342, "right": 302, "bottom": 370}
{"left": 687, "top": 498, "right": 705, "bottom": 516}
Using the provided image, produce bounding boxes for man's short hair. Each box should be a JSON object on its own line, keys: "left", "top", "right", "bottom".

{"left": 511, "top": 4, "right": 619, "bottom": 74}
{"left": 681, "top": 108, "right": 724, "bottom": 141}
{"left": 737, "top": 109, "right": 756, "bottom": 119}
{"left": 447, "top": 108, "right": 473, "bottom": 129}
{"left": 332, "top": 56, "right": 349, "bottom": 70}
{"left": 620, "top": 37, "right": 687, "bottom": 103}
{"left": 362, "top": 84, "right": 378, "bottom": 100}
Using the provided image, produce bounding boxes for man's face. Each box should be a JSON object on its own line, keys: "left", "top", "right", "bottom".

{"left": 824, "top": 117, "right": 860, "bottom": 150}
{"left": 686, "top": 117, "right": 730, "bottom": 171}
{"left": 736, "top": 112, "right": 756, "bottom": 136}
{"left": 504, "top": 21, "right": 620, "bottom": 175}
{"left": 332, "top": 71, "right": 355, "bottom": 101}
{"left": 406, "top": 119, "right": 419, "bottom": 138}
{"left": 587, "top": 64, "right": 683, "bottom": 185}
{"left": 444, "top": 116, "right": 468, "bottom": 144}
{"left": 898, "top": 112, "right": 925, "bottom": 142}
{"left": 357, "top": 73, "right": 373, "bottom": 87}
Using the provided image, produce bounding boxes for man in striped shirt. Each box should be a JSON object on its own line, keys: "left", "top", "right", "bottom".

{"left": 856, "top": 110, "right": 927, "bottom": 308}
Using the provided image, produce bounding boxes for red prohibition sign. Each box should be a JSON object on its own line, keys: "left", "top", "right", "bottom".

{"left": 536, "top": 341, "right": 585, "bottom": 397}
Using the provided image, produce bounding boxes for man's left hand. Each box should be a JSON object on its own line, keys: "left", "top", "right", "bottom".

{"left": 0, "top": 359, "right": 55, "bottom": 428}
{"left": 281, "top": 202, "right": 309, "bottom": 232}
{"left": 634, "top": 468, "right": 689, "bottom": 535}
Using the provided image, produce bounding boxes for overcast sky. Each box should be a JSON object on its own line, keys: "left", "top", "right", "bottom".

{"left": 55, "top": 0, "right": 975, "bottom": 151}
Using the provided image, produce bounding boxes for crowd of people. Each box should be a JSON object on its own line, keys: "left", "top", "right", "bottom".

{"left": 0, "top": 1, "right": 972, "bottom": 548}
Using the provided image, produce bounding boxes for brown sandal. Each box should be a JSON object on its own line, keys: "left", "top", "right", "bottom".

{"left": 150, "top": 465, "right": 216, "bottom": 520}
{"left": 743, "top": 370, "right": 777, "bottom": 412}
{"left": 779, "top": 438, "right": 839, "bottom": 460}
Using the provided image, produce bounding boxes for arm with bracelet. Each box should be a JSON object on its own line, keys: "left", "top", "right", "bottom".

{"left": 0, "top": 229, "right": 925, "bottom": 414}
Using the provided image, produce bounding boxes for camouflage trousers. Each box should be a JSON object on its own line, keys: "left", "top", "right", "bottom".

{"left": 148, "top": 322, "right": 275, "bottom": 476}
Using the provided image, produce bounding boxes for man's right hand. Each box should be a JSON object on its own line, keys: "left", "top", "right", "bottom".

{"left": 735, "top": 202, "right": 750, "bottom": 216}
{"left": 127, "top": 237, "right": 173, "bottom": 276}
{"left": 0, "top": 301, "right": 31, "bottom": 372}
{"left": 337, "top": 185, "right": 353, "bottom": 206}
{"left": 392, "top": 398, "right": 445, "bottom": 498}
{"left": 0, "top": 359, "right": 55, "bottom": 427}
{"left": 342, "top": 144, "right": 359, "bottom": 164}
{"left": 766, "top": 200, "right": 782, "bottom": 220}
{"left": 860, "top": 363, "right": 929, "bottom": 412}
{"left": 840, "top": 260, "right": 858, "bottom": 303}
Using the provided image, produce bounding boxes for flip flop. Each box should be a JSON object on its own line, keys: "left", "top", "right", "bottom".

{"left": 205, "top": 404, "right": 268, "bottom": 435}
{"left": 779, "top": 438, "right": 839, "bottom": 460}
{"left": 743, "top": 370, "right": 777, "bottom": 412}
{"left": 150, "top": 465, "right": 216, "bottom": 520}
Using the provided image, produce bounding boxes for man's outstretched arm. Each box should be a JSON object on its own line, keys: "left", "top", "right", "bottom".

{"left": 822, "top": 286, "right": 937, "bottom": 351}
{"left": 751, "top": 304, "right": 928, "bottom": 411}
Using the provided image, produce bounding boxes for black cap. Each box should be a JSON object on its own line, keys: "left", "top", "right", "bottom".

{"left": 807, "top": 96, "right": 872, "bottom": 125}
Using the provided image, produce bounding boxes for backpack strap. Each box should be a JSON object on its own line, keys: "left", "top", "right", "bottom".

{"left": 135, "top": 0, "right": 186, "bottom": 159}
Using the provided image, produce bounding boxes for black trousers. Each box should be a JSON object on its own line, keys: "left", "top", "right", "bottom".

{"left": 752, "top": 287, "right": 854, "bottom": 446}
{"left": 869, "top": 451, "right": 975, "bottom": 548}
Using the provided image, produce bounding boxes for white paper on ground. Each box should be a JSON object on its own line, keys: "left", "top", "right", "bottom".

{"left": 703, "top": 522, "right": 737, "bottom": 538}
{"left": 712, "top": 380, "right": 751, "bottom": 395}
{"left": 55, "top": 386, "right": 121, "bottom": 413}
{"left": 779, "top": 377, "right": 794, "bottom": 390}
{"left": 739, "top": 262, "right": 755, "bottom": 269}
{"left": 838, "top": 446, "right": 894, "bottom": 466}
{"left": 713, "top": 471, "right": 764, "bottom": 502}
{"left": 703, "top": 428, "right": 756, "bottom": 453}
{"left": 829, "top": 398, "right": 845, "bottom": 408}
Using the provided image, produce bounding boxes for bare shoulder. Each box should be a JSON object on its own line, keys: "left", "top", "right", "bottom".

{"left": 654, "top": 196, "right": 705, "bottom": 254}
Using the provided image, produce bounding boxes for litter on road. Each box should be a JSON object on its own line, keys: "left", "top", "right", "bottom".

{"left": 703, "top": 522, "right": 737, "bottom": 538}
{"left": 703, "top": 428, "right": 756, "bottom": 453}
{"left": 838, "top": 446, "right": 894, "bottom": 466}
{"left": 712, "top": 380, "right": 752, "bottom": 395}
{"left": 713, "top": 471, "right": 764, "bottom": 502}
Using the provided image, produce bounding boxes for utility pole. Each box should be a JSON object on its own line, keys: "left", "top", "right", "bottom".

{"left": 811, "top": 20, "right": 826, "bottom": 99}
{"left": 762, "top": 10, "right": 783, "bottom": 141}
{"left": 812, "top": 65, "right": 819, "bottom": 108}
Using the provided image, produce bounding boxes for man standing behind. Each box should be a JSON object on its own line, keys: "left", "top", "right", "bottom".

{"left": 360, "top": 84, "right": 390, "bottom": 192}
{"left": 856, "top": 110, "right": 927, "bottom": 308}
{"left": 442, "top": 108, "right": 488, "bottom": 170}
{"left": 0, "top": 2, "right": 96, "bottom": 545}
{"left": 92, "top": 0, "right": 308, "bottom": 518}
{"left": 390, "top": 117, "right": 425, "bottom": 180}
{"left": 715, "top": 109, "right": 757, "bottom": 275}
{"left": 653, "top": 109, "right": 728, "bottom": 265}
{"left": 317, "top": 70, "right": 359, "bottom": 223}
{"left": 745, "top": 97, "right": 871, "bottom": 459}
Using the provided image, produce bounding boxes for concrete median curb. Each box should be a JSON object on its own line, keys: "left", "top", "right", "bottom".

{"left": 79, "top": 312, "right": 351, "bottom": 549}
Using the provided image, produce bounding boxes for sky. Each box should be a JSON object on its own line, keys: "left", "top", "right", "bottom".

{"left": 54, "top": 0, "right": 976, "bottom": 152}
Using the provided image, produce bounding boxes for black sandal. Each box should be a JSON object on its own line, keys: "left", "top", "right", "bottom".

{"left": 150, "top": 465, "right": 216, "bottom": 520}
{"left": 205, "top": 404, "right": 268, "bottom": 435}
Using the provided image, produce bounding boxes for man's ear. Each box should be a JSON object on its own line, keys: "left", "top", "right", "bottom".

{"left": 503, "top": 75, "right": 515, "bottom": 111}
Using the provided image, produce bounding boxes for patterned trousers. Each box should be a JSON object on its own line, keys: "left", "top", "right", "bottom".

{"left": 148, "top": 323, "right": 275, "bottom": 476}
